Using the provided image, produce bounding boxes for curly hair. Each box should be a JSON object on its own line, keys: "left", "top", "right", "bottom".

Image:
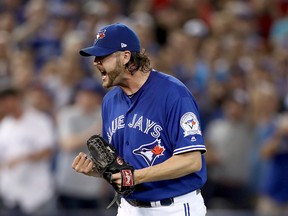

{"left": 125, "top": 49, "right": 151, "bottom": 74}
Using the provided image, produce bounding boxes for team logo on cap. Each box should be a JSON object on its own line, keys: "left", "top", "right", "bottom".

{"left": 94, "top": 30, "right": 106, "bottom": 44}
{"left": 180, "top": 112, "right": 202, "bottom": 137}
{"left": 97, "top": 30, "right": 106, "bottom": 39}
{"left": 133, "top": 139, "right": 165, "bottom": 166}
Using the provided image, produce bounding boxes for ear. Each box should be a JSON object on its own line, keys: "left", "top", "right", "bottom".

{"left": 122, "top": 51, "right": 131, "bottom": 65}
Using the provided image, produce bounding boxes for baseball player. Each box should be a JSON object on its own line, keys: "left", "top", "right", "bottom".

{"left": 72, "top": 23, "right": 207, "bottom": 216}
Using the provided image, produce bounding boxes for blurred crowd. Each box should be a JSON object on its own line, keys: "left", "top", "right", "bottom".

{"left": 0, "top": 0, "right": 288, "bottom": 215}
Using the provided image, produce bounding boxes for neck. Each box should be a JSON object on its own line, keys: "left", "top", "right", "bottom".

{"left": 120, "top": 69, "right": 150, "bottom": 96}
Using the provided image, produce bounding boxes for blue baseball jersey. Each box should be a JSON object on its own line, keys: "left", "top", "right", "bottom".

{"left": 102, "top": 70, "right": 207, "bottom": 201}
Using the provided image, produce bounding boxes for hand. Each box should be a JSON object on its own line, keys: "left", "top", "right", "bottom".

{"left": 110, "top": 170, "right": 140, "bottom": 190}
{"left": 111, "top": 172, "right": 122, "bottom": 190}
{"left": 276, "top": 115, "right": 288, "bottom": 136}
{"left": 72, "top": 152, "right": 99, "bottom": 177}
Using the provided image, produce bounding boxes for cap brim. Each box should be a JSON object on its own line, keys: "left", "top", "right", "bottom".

{"left": 79, "top": 46, "right": 116, "bottom": 57}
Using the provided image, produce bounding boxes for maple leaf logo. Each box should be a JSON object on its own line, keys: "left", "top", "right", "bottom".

{"left": 152, "top": 145, "right": 164, "bottom": 155}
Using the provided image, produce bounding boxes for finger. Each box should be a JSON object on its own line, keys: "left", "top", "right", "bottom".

{"left": 78, "top": 152, "right": 88, "bottom": 158}
{"left": 78, "top": 153, "right": 88, "bottom": 165}
{"left": 110, "top": 174, "right": 113, "bottom": 183}
{"left": 88, "top": 161, "right": 95, "bottom": 170}
{"left": 115, "top": 178, "right": 122, "bottom": 190}
{"left": 111, "top": 173, "right": 122, "bottom": 189}
{"left": 112, "top": 173, "right": 121, "bottom": 180}
{"left": 72, "top": 155, "right": 81, "bottom": 169}
{"left": 82, "top": 158, "right": 92, "bottom": 174}
{"left": 74, "top": 153, "right": 89, "bottom": 172}
{"left": 87, "top": 161, "right": 100, "bottom": 177}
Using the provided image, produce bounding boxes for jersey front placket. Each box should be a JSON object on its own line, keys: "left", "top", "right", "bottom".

{"left": 122, "top": 90, "right": 144, "bottom": 167}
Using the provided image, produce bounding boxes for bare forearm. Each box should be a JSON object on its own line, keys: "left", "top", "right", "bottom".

{"left": 60, "top": 123, "right": 102, "bottom": 152}
{"left": 60, "top": 135, "right": 89, "bottom": 152}
{"left": 25, "top": 148, "right": 53, "bottom": 161}
{"left": 261, "top": 133, "right": 282, "bottom": 159}
{"left": 7, "top": 148, "right": 53, "bottom": 169}
{"left": 135, "top": 151, "right": 202, "bottom": 185}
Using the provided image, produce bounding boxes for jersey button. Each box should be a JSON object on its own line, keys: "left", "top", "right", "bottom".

{"left": 126, "top": 141, "right": 129, "bottom": 145}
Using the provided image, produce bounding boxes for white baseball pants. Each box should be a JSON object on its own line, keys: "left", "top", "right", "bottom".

{"left": 117, "top": 190, "right": 206, "bottom": 216}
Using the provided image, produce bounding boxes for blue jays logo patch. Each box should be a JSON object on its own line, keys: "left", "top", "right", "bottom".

{"left": 97, "top": 30, "right": 106, "bottom": 39}
{"left": 133, "top": 139, "right": 165, "bottom": 166}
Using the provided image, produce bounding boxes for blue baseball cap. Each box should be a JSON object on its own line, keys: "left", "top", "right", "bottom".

{"left": 79, "top": 23, "right": 141, "bottom": 57}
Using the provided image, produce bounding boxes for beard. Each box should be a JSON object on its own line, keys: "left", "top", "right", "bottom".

{"left": 102, "top": 54, "right": 124, "bottom": 89}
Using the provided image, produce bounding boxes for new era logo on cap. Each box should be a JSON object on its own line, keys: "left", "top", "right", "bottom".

{"left": 79, "top": 23, "right": 141, "bottom": 57}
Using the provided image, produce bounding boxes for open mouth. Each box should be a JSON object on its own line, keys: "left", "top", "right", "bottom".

{"left": 100, "top": 70, "right": 106, "bottom": 75}
{"left": 100, "top": 70, "right": 107, "bottom": 80}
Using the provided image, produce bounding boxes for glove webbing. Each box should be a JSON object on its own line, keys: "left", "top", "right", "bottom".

{"left": 87, "top": 135, "right": 115, "bottom": 174}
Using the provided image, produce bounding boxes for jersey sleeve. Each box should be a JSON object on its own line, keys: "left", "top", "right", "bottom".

{"left": 166, "top": 96, "right": 206, "bottom": 155}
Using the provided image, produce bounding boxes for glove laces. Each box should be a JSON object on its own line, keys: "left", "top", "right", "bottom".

{"left": 107, "top": 192, "right": 121, "bottom": 209}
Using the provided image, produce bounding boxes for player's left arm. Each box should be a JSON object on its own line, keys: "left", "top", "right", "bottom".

{"left": 135, "top": 150, "right": 202, "bottom": 184}
{"left": 112, "top": 93, "right": 205, "bottom": 187}
{"left": 112, "top": 150, "right": 202, "bottom": 186}
{"left": 132, "top": 94, "right": 205, "bottom": 183}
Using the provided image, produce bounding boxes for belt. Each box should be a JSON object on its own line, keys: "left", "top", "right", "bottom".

{"left": 125, "top": 189, "right": 201, "bottom": 208}
{"left": 126, "top": 197, "right": 174, "bottom": 207}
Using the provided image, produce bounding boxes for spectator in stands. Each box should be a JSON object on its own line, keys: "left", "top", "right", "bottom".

{"left": 249, "top": 82, "right": 288, "bottom": 215}
{"left": 0, "top": 86, "right": 56, "bottom": 216}
{"left": 256, "top": 112, "right": 288, "bottom": 216}
{"left": 55, "top": 78, "right": 110, "bottom": 212}
{"left": 203, "top": 89, "right": 254, "bottom": 210}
